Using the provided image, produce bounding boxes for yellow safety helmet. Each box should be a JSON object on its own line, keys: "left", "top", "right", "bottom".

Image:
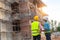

{"left": 34, "top": 16, "right": 39, "bottom": 21}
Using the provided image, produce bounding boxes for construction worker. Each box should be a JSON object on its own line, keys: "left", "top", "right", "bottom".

{"left": 31, "top": 16, "right": 41, "bottom": 40}
{"left": 43, "top": 16, "right": 51, "bottom": 40}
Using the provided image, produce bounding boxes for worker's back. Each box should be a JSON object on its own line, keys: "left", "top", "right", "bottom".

{"left": 31, "top": 21, "right": 40, "bottom": 36}
{"left": 44, "top": 22, "right": 51, "bottom": 33}
{"left": 44, "top": 22, "right": 50, "bottom": 31}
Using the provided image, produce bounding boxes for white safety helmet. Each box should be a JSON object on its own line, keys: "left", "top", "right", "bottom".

{"left": 43, "top": 16, "right": 48, "bottom": 20}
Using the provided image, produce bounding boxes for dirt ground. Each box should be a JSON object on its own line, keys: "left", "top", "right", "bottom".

{"left": 41, "top": 33, "right": 60, "bottom": 40}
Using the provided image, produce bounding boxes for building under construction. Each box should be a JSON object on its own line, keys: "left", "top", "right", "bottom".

{"left": 0, "top": 0, "right": 46, "bottom": 40}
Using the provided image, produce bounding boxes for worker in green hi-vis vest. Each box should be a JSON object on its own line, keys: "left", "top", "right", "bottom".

{"left": 31, "top": 16, "right": 41, "bottom": 40}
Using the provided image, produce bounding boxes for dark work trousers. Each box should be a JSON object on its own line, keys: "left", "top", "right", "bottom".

{"left": 45, "top": 33, "right": 51, "bottom": 40}
{"left": 33, "top": 35, "right": 41, "bottom": 40}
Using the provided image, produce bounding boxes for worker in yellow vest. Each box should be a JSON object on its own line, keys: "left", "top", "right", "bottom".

{"left": 31, "top": 16, "right": 41, "bottom": 40}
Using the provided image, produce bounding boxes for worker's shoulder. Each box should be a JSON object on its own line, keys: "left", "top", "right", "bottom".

{"left": 32, "top": 21, "right": 40, "bottom": 23}
{"left": 44, "top": 22, "right": 50, "bottom": 26}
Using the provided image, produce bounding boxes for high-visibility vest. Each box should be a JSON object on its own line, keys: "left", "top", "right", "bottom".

{"left": 44, "top": 22, "right": 51, "bottom": 33}
{"left": 31, "top": 21, "right": 40, "bottom": 36}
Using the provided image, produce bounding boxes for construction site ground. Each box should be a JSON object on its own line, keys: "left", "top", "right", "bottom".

{"left": 41, "top": 32, "right": 60, "bottom": 40}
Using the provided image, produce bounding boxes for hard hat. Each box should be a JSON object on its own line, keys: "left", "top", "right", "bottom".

{"left": 43, "top": 16, "right": 48, "bottom": 20}
{"left": 34, "top": 16, "right": 39, "bottom": 21}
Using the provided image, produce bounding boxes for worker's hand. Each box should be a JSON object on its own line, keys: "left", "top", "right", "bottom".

{"left": 40, "top": 29, "right": 45, "bottom": 32}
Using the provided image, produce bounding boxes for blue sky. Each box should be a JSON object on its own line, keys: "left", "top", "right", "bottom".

{"left": 42, "top": 0, "right": 60, "bottom": 22}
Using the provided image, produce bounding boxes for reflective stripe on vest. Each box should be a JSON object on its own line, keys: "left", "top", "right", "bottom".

{"left": 31, "top": 21, "right": 40, "bottom": 36}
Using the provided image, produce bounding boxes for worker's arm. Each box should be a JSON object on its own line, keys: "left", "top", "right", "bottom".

{"left": 40, "top": 24, "right": 44, "bottom": 31}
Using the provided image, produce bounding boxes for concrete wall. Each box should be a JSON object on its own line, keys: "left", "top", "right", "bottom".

{"left": 0, "top": 0, "right": 14, "bottom": 40}
{"left": 0, "top": 0, "right": 44, "bottom": 40}
{"left": 0, "top": 21, "right": 12, "bottom": 40}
